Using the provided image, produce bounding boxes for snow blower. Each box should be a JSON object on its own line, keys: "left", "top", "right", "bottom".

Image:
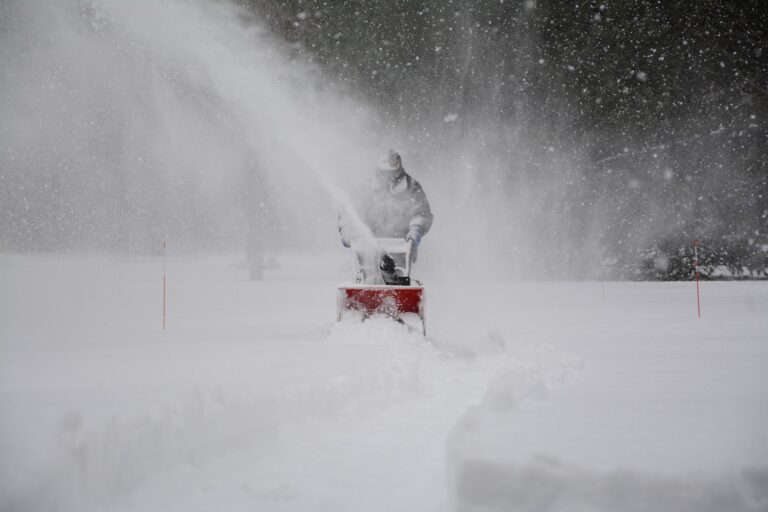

{"left": 337, "top": 238, "right": 426, "bottom": 335}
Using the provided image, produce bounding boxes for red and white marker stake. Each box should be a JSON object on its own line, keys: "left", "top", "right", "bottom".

{"left": 163, "top": 241, "right": 167, "bottom": 330}
{"left": 693, "top": 240, "right": 701, "bottom": 319}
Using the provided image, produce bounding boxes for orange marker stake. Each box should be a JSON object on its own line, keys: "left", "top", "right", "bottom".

{"left": 163, "top": 241, "right": 167, "bottom": 330}
{"left": 693, "top": 240, "right": 701, "bottom": 318}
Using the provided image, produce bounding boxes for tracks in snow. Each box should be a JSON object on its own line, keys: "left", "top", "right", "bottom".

{"left": 6, "top": 320, "right": 581, "bottom": 512}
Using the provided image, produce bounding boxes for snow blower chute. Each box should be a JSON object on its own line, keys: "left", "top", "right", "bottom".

{"left": 337, "top": 238, "right": 426, "bottom": 335}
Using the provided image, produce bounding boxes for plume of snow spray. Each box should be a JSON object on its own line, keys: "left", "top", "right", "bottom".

{"left": 0, "top": 0, "right": 381, "bottom": 253}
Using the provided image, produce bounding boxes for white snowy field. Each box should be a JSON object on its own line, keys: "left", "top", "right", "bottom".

{"left": 1, "top": 252, "right": 767, "bottom": 512}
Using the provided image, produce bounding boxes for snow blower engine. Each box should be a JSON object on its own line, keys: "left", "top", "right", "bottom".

{"left": 337, "top": 238, "right": 426, "bottom": 334}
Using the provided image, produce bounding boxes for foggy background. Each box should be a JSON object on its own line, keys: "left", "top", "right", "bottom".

{"left": 1, "top": 0, "right": 766, "bottom": 279}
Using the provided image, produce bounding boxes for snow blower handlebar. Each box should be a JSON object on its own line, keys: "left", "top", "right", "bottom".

{"left": 375, "top": 238, "right": 413, "bottom": 277}
{"left": 350, "top": 238, "right": 413, "bottom": 280}
{"left": 347, "top": 238, "right": 415, "bottom": 286}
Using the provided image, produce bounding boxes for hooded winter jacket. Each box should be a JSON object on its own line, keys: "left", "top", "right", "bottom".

{"left": 364, "top": 170, "right": 433, "bottom": 241}
{"left": 339, "top": 168, "right": 433, "bottom": 244}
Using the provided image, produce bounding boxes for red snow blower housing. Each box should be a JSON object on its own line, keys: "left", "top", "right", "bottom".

{"left": 337, "top": 238, "right": 426, "bottom": 334}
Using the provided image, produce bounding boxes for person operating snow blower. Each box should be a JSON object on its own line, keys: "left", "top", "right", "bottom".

{"left": 336, "top": 150, "right": 433, "bottom": 333}
{"left": 339, "top": 150, "right": 433, "bottom": 264}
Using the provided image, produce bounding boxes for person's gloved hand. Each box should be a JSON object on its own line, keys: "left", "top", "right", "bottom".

{"left": 405, "top": 229, "right": 421, "bottom": 247}
{"left": 405, "top": 230, "right": 420, "bottom": 263}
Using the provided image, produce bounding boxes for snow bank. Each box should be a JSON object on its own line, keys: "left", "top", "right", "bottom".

{"left": 451, "top": 457, "right": 768, "bottom": 512}
{"left": 448, "top": 350, "right": 768, "bottom": 512}
{"left": 444, "top": 283, "right": 768, "bottom": 512}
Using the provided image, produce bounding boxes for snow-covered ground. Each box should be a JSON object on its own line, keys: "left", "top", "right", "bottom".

{"left": 1, "top": 253, "right": 767, "bottom": 512}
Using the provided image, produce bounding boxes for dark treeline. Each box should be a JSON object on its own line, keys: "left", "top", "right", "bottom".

{"left": 243, "top": 0, "right": 768, "bottom": 278}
